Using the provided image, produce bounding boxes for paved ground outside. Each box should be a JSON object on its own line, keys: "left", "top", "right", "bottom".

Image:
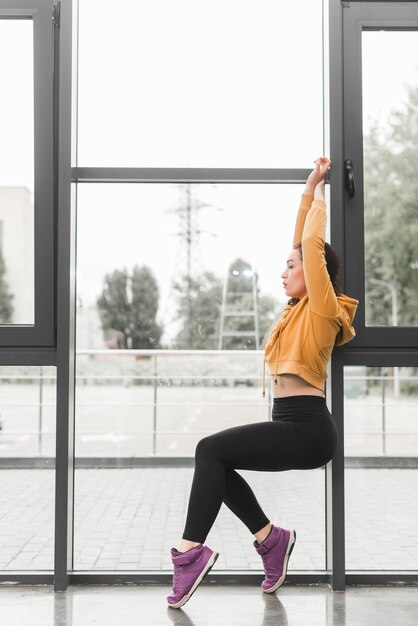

{"left": 0, "top": 467, "right": 417, "bottom": 572}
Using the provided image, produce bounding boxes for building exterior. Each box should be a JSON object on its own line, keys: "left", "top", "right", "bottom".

{"left": 0, "top": 186, "right": 34, "bottom": 324}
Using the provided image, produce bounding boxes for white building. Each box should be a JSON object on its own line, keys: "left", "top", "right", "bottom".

{"left": 0, "top": 186, "right": 34, "bottom": 324}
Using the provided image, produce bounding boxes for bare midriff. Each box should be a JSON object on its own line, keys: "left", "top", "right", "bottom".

{"left": 271, "top": 373, "right": 324, "bottom": 398}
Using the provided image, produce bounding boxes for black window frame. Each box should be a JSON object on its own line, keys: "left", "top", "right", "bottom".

{"left": 0, "top": 0, "right": 55, "bottom": 348}
{"left": 342, "top": 0, "right": 418, "bottom": 349}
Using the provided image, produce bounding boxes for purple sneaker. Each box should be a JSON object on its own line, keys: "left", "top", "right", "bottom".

{"left": 253, "top": 525, "right": 296, "bottom": 593}
{"left": 167, "top": 544, "right": 219, "bottom": 609}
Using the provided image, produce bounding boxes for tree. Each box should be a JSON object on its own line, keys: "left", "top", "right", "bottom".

{"left": 0, "top": 249, "right": 14, "bottom": 323}
{"left": 364, "top": 83, "right": 418, "bottom": 326}
{"left": 172, "top": 270, "right": 223, "bottom": 349}
{"left": 96, "top": 266, "right": 162, "bottom": 349}
{"left": 363, "top": 83, "right": 418, "bottom": 394}
{"left": 130, "top": 265, "right": 163, "bottom": 348}
{"left": 171, "top": 259, "right": 278, "bottom": 350}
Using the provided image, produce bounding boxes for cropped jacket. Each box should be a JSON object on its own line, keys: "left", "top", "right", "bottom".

{"left": 262, "top": 193, "right": 359, "bottom": 396}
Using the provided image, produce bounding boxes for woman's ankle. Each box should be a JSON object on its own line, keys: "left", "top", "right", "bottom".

{"left": 178, "top": 540, "right": 202, "bottom": 553}
{"left": 254, "top": 522, "right": 273, "bottom": 545}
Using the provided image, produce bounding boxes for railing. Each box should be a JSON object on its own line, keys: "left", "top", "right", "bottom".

{"left": 344, "top": 372, "right": 418, "bottom": 456}
{"left": 0, "top": 350, "right": 270, "bottom": 458}
{"left": 0, "top": 367, "right": 55, "bottom": 457}
{"left": 0, "top": 353, "right": 417, "bottom": 460}
{"left": 76, "top": 349, "right": 269, "bottom": 457}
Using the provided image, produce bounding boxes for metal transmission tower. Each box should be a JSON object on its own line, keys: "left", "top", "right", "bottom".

{"left": 218, "top": 261, "right": 260, "bottom": 350}
{"left": 167, "top": 184, "right": 220, "bottom": 348}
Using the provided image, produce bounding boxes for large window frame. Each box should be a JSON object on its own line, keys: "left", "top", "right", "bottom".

{"left": 342, "top": 1, "right": 418, "bottom": 348}
{"left": 0, "top": 0, "right": 55, "bottom": 348}
{"left": 61, "top": 0, "right": 339, "bottom": 592}
{"left": 1, "top": 0, "right": 417, "bottom": 592}
{"left": 330, "top": 0, "right": 418, "bottom": 588}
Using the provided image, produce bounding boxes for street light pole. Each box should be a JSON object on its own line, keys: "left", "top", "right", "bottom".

{"left": 369, "top": 277, "right": 399, "bottom": 397}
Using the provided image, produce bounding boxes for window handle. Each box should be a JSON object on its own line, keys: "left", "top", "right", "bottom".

{"left": 344, "top": 159, "right": 356, "bottom": 198}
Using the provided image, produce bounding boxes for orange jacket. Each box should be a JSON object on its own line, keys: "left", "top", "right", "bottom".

{"left": 262, "top": 193, "right": 359, "bottom": 396}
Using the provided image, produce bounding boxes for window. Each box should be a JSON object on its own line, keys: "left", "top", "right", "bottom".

{"left": 0, "top": 2, "right": 54, "bottom": 345}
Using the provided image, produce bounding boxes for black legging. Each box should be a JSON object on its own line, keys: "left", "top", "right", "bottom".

{"left": 182, "top": 395, "right": 338, "bottom": 543}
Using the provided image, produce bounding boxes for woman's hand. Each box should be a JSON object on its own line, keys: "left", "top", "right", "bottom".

{"left": 304, "top": 157, "right": 331, "bottom": 194}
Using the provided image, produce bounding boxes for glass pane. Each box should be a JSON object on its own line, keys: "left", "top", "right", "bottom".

{"left": 77, "top": 0, "right": 324, "bottom": 168}
{"left": 74, "top": 464, "right": 325, "bottom": 571}
{"left": 76, "top": 183, "right": 332, "bottom": 351}
{"left": 74, "top": 183, "right": 329, "bottom": 571}
{"left": 0, "top": 366, "right": 56, "bottom": 571}
{"left": 345, "top": 365, "right": 418, "bottom": 570}
{"left": 0, "top": 20, "right": 35, "bottom": 324}
{"left": 362, "top": 31, "right": 418, "bottom": 327}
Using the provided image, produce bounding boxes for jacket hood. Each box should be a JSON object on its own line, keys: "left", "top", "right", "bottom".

{"left": 334, "top": 294, "right": 359, "bottom": 347}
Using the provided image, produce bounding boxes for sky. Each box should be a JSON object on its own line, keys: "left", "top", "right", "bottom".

{"left": 76, "top": 0, "right": 324, "bottom": 168}
{"left": 0, "top": 6, "right": 417, "bottom": 338}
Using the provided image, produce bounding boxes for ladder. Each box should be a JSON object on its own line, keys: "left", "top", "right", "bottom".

{"left": 218, "top": 263, "right": 260, "bottom": 350}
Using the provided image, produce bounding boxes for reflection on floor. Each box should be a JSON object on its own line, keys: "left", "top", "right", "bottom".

{"left": 0, "top": 584, "right": 418, "bottom": 626}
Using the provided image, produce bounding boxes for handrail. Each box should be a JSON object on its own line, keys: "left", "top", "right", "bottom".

{"left": 76, "top": 349, "right": 263, "bottom": 356}
{"left": 1, "top": 354, "right": 417, "bottom": 458}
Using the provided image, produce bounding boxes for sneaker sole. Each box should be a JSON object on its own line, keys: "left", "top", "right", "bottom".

{"left": 167, "top": 551, "right": 219, "bottom": 609}
{"left": 262, "top": 529, "right": 296, "bottom": 594}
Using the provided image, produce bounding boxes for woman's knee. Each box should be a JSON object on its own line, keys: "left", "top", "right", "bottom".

{"left": 195, "top": 434, "right": 219, "bottom": 459}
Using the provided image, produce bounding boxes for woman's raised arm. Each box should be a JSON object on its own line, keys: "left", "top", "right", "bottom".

{"left": 301, "top": 159, "right": 340, "bottom": 317}
{"left": 293, "top": 157, "right": 331, "bottom": 247}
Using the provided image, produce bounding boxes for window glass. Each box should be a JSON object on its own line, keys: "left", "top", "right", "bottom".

{"left": 362, "top": 31, "right": 418, "bottom": 327}
{"left": 74, "top": 183, "right": 329, "bottom": 571}
{"left": 76, "top": 183, "right": 317, "bottom": 351}
{"left": 0, "top": 366, "right": 56, "bottom": 571}
{"left": 0, "top": 20, "right": 34, "bottom": 324}
{"left": 77, "top": 0, "right": 324, "bottom": 168}
{"left": 74, "top": 463, "right": 326, "bottom": 571}
{"left": 345, "top": 365, "right": 418, "bottom": 570}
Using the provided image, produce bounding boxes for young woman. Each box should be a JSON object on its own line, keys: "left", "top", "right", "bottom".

{"left": 167, "top": 157, "right": 359, "bottom": 609}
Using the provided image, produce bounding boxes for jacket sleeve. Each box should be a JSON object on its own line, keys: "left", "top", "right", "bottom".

{"left": 293, "top": 193, "right": 314, "bottom": 247}
{"left": 301, "top": 199, "right": 339, "bottom": 317}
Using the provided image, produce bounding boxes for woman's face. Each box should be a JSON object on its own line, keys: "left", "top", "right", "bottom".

{"left": 281, "top": 249, "right": 307, "bottom": 299}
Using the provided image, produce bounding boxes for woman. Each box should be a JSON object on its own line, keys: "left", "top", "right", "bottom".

{"left": 167, "top": 157, "right": 359, "bottom": 609}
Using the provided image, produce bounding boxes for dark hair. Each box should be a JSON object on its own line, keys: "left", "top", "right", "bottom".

{"left": 288, "top": 242, "right": 342, "bottom": 306}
